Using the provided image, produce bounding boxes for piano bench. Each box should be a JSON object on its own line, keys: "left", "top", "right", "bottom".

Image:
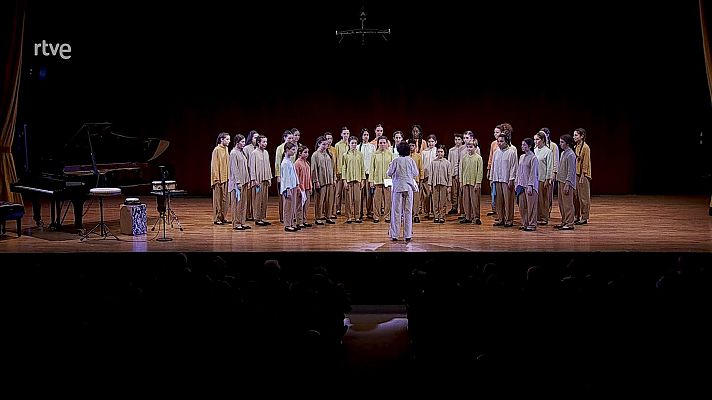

{"left": 0, "top": 201, "right": 25, "bottom": 237}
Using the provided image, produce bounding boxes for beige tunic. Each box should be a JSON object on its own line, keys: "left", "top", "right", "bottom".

{"left": 429, "top": 158, "right": 452, "bottom": 187}
{"left": 249, "top": 148, "right": 273, "bottom": 182}
{"left": 311, "top": 150, "right": 335, "bottom": 186}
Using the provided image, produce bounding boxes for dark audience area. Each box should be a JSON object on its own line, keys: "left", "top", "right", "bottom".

{"left": 4, "top": 251, "right": 711, "bottom": 394}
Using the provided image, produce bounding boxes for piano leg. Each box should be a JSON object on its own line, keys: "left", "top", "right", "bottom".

{"left": 73, "top": 199, "right": 85, "bottom": 230}
{"left": 30, "top": 195, "right": 43, "bottom": 228}
{"left": 49, "top": 199, "right": 61, "bottom": 231}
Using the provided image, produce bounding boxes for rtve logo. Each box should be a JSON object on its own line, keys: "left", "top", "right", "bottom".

{"left": 34, "top": 40, "right": 72, "bottom": 60}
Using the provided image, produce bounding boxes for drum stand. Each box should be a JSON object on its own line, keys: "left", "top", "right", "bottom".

{"left": 165, "top": 192, "right": 184, "bottom": 231}
{"left": 152, "top": 193, "right": 172, "bottom": 242}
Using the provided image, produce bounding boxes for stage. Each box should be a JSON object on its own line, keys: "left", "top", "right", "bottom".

{"left": 1, "top": 195, "right": 710, "bottom": 253}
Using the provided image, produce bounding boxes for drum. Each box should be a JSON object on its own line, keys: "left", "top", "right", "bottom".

{"left": 152, "top": 180, "right": 176, "bottom": 191}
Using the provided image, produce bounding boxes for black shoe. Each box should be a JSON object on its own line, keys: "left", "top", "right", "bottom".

{"left": 325, "top": 219, "right": 336, "bottom": 224}
{"left": 519, "top": 226, "right": 527, "bottom": 230}
{"left": 493, "top": 222, "right": 504, "bottom": 226}
{"left": 285, "top": 227, "right": 297, "bottom": 232}
{"left": 214, "top": 221, "right": 223, "bottom": 225}
{"left": 460, "top": 219, "right": 472, "bottom": 224}
{"left": 263, "top": 221, "right": 272, "bottom": 226}
{"left": 346, "top": 220, "right": 352, "bottom": 224}
{"left": 392, "top": 238, "right": 398, "bottom": 241}
{"left": 233, "top": 226, "right": 245, "bottom": 230}
{"left": 486, "top": 211, "right": 496, "bottom": 216}
{"left": 560, "top": 225, "right": 575, "bottom": 230}
{"left": 373, "top": 219, "right": 380, "bottom": 223}
{"left": 336, "top": 210, "right": 341, "bottom": 216}
{"left": 255, "top": 220, "right": 266, "bottom": 226}
{"left": 243, "top": 225, "right": 252, "bottom": 229}
{"left": 448, "top": 209, "right": 458, "bottom": 215}
{"left": 475, "top": 219, "right": 481, "bottom": 225}
{"left": 574, "top": 219, "right": 588, "bottom": 225}
{"left": 405, "top": 238, "right": 411, "bottom": 242}
{"left": 537, "top": 221, "right": 548, "bottom": 225}
{"left": 504, "top": 223, "right": 513, "bottom": 228}
{"left": 303, "top": 223, "right": 313, "bottom": 228}
{"left": 413, "top": 217, "right": 420, "bottom": 223}
{"left": 355, "top": 219, "right": 363, "bottom": 223}
{"left": 315, "top": 220, "right": 325, "bottom": 225}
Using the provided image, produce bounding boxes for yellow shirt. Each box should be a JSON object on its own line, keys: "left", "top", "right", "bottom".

{"left": 575, "top": 142, "right": 592, "bottom": 179}
{"left": 210, "top": 144, "right": 229, "bottom": 186}
{"left": 369, "top": 150, "right": 394, "bottom": 184}
{"left": 341, "top": 150, "right": 366, "bottom": 183}
{"left": 460, "top": 153, "right": 483, "bottom": 186}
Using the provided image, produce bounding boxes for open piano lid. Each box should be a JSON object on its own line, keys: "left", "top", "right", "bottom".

{"left": 60, "top": 122, "right": 170, "bottom": 175}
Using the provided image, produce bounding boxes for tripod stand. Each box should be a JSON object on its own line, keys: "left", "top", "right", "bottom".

{"left": 152, "top": 192, "right": 173, "bottom": 241}
{"left": 151, "top": 168, "right": 173, "bottom": 241}
{"left": 164, "top": 192, "right": 184, "bottom": 231}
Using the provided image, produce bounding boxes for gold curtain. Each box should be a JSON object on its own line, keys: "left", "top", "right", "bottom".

{"left": 702, "top": 0, "right": 712, "bottom": 106}
{"left": 0, "top": 0, "right": 24, "bottom": 203}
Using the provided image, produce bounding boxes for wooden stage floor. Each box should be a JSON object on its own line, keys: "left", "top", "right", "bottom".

{"left": 1, "top": 195, "right": 710, "bottom": 253}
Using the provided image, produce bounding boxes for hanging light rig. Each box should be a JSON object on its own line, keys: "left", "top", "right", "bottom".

{"left": 336, "top": 6, "right": 391, "bottom": 46}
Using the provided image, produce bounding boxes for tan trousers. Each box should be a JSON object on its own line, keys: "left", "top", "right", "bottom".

{"left": 252, "top": 181, "right": 269, "bottom": 221}
{"left": 212, "top": 182, "right": 228, "bottom": 223}
{"left": 462, "top": 185, "right": 480, "bottom": 222}
{"left": 361, "top": 175, "right": 373, "bottom": 218}
{"left": 412, "top": 182, "right": 421, "bottom": 219}
{"left": 296, "top": 189, "right": 311, "bottom": 225}
{"left": 432, "top": 185, "right": 448, "bottom": 220}
{"left": 231, "top": 183, "right": 248, "bottom": 227}
{"left": 283, "top": 187, "right": 296, "bottom": 228}
{"left": 548, "top": 178, "right": 557, "bottom": 217}
{"left": 333, "top": 175, "right": 344, "bottom": 215}
{"left": 315, "top": 183, "right": 334, "bottom": 221}
{"left": 373, "top": 184, "right": 391, "bottom": 221}
{"left": 246, "top": 183, "right": 253, "bottom": 220}
{"left": 278, "top": 179, "right": 284, "bottom": 223}
{"left": 537, "top": 181, "right": 549, "bottom": 223}
{"left": 558, "top": 184, "right": 575, "bottom": 227}
{"left": 519, "top": 188, "right": 538, "bottom": 229}
{"left": 450, "top": 176, "right": 460, "bottom": 212}
{"left": 344, "top": 181, "right": 362, "bottom": 221}
{"left": 574, "top": 174, "right": 591, "bottom": 221}
{"left": 419, "top": 179, "right": 431, "bottom": 216}
{"left": 495, "top": 181, "right": 515, "bottom": 225}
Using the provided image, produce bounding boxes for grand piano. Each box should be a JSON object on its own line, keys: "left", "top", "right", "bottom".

{"left": 11, "top": 122, "right": 169, "bottom": 231}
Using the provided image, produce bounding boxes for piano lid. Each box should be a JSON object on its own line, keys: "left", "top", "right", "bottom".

{"left": 59, "top": 122, "right": 170, "bottom": 169}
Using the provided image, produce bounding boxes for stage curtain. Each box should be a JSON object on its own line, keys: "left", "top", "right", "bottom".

{"left": 702, "top": 0, "right": 712, "bottom": 107}
{"left": 0, "top": 0, "right": 25, "bottom": 203}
